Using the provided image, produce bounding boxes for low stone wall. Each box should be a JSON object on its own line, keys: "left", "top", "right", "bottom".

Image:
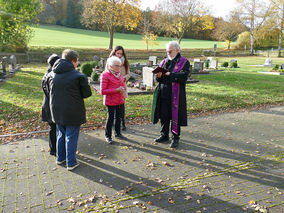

{"left": 0, "top": 49, "right": 252, "bottom": 64}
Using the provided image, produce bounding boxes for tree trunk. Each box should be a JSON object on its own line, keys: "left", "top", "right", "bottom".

{"left": 250, "top": 0, "right": 255, "bottom": 56}
{"left": 146, "top": 40, "right": 149, "bottom": 51}
{"left": 108, "top": 26, "right": 114, "bottom": 50}
{"left": 177, "top": 31, "right": 184, "bottom": 44}
{"left": 250, "top": 31, "right": 254, "bottom": 56}
{"left": 278, "top": 30, "right": 283, "bottom": 57}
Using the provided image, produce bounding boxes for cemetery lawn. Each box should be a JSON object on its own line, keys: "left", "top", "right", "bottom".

{"left": 30, "top": 25, "right": 226, "bottom": 49}
{"left": 0, "top": 56, "right": 283, "bottom": 141}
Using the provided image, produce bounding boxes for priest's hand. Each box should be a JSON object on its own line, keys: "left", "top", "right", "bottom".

{"left": 155, "top": 72, "right": 162, "bottom": 78}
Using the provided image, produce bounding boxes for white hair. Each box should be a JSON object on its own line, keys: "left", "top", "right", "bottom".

{"left": 106, "top": 56, "right": 121, "bottom": 68}
{"left": 166, "top": 41, "right": 180, "bottom": 52}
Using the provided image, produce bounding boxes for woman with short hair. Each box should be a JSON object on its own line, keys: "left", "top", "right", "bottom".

{"left": 100, "top": 56, "right": 127, "bottom": 144}
{"left": 109, "top": 46, "right": 130, "bottom": 130}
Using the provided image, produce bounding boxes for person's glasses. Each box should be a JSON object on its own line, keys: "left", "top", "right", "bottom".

{"left": 166, "top": 50, "right": 173, "bottom": 54}
{"left": 114, "top": 64, "right": 121, "bottom": 67}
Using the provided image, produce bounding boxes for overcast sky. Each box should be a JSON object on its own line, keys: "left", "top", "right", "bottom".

{"left": 140, "top": 0, "right": 238, "bottom": 19}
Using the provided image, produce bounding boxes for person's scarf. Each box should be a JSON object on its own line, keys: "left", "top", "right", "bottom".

{"left": 109, "top": 69, "right": 120, "bottom": 79}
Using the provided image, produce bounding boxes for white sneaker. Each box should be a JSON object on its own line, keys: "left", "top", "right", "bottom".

{"left": 67, "top": 162, "right": 80, "bottom": 171}
{"left": 56, "top": 160, "right": 66, "bottom": 165}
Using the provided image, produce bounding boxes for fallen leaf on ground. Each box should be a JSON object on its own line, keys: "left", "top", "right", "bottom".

{"left": 197, "top": 192, "right": 204, "bottom": 197}
{"left": 87, "top": 196, "right": 96, "bottom": 202}
{"left": 67, "top": 205, "right": 75, "bottom": 211}
{"left": 46, "top": 191, "right": 53, "bottom": 196}
{"left": 168, "top": 197, "right": 175, "bottom": 204}
{"left": 249, "top": 200, "right": 256, "bottom": 205}
{"left": 146, "top": 160, "right": 155, "bottom": 168}
{"left": 184, "top": 195, "right": 192, "bottom": 200}
{"left": 67, "top": 197, "right": 76, "bottom": 204}
{"left": 162, "top": 161, "right": 173, "bottom": 167}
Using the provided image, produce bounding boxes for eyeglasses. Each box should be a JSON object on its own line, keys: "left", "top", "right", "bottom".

{"left": 166, "top": 50, "right": 174, "bottom": 54}
{"left": 114, "top": 64, "right": 121, "bottom": 67}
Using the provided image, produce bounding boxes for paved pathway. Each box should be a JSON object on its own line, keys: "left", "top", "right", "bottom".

{"left": 0, "top": 106, "right": 283, "bottom": 213}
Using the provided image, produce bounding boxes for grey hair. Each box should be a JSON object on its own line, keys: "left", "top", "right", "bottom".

{"left": 166, "top": 41, "right": 180, "bottom": 52}
{"left": 106, "top": 56, "right": 122, "bottom": 70}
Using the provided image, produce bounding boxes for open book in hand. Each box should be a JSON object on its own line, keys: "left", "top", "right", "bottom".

{"left": 152, "top": 67, "right": 168, "bottom": 75}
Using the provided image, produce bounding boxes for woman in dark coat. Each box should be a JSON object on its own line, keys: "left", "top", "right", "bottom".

{"left": 42, "top": 54, "right": 59, "bottom": 156}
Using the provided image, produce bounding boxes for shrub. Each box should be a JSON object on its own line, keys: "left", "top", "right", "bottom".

{"left": 232, "top": 31, "right": 250, "bottom": 49}
{"left": 90, "top": 61, "right": 97, "bottom": 68}
{"left": 192, "top": 68, "right": 199, "bottom": 73}
{"left": 230, "top": 62, "right": 238, "bottom": 68}
{"left": 129, "top": 76, "right": 136, "bottom": 82}
{"left": 91, "top": 71, "right": 99, "bottom": 81}
{"left": 81, "top": 63, "right": 93, "bottom": 77}
{"left": 274, "top": 65, "right": 279, "bottom": 70}
{"left": 221, "top": 62, "right": 229, "bottom": 67}
{"left": 204, "top": 60, "right": 209, "bottom": 68}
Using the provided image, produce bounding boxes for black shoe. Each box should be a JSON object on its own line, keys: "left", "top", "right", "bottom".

{"left": 50, "top": 151, "right": 56, "bottom": 156}
{"left": 105, "top": 137, "right": 113, "bottom": 144}
{"left": 115, "top": 134, "right": 127, "bottom": 140}
{"left": 121, "top": 124, "right": 126, "bottom": 131}
{"left": 170, "top": 138, "right": 179, "bottom": 148}
{"left": 154, "top": 135, "right": 169, "bottom": 143}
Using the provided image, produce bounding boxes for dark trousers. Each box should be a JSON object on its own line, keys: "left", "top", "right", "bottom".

{"left": 105, "top": 105, "right": 122, "bottom": 138}
{"left": 160, "top": 99, "right": 180, "bottom": 139}
{"left": 48, "top": 122, "right": 57, "bottom": 154}
{"left": 121, "top": 103, "right": 125, "bottom": 125}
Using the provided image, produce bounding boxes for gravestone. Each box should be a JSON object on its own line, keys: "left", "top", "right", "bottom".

{"left": 147, "top": 60, "right": 153, "bottom": 67}
{"left": 149, "top": 56, "right": 157, "bottom": 65}
{"left": 10, "top": 55, "right": 16, "bottom": 70}
{"left": 207, "top": 57, "right": 213, "bottom": 62}
{"left": 142, "top": 67, "right": 154, "bottom": 88}
{"left": 93, "top": 55, "right": 99, "bottom": 64}
{"left": 194, "top": 61, "right": 204, "bottom": 72}
{"left": 230, "top": 59, "right": 237, "bottom": 63}
{"left": 264, "top": 58, "right": 273, "bottom": 67}
{"left": 2, "top": 57, "right": 7, "bottom": 75}
{"left": 281, "top": 64, "right": 284, "bottom": 69}
{"left": 209, "top": 60, "right": 218, "bottom": 69}
{"left": 194, "top": 58, "right": 201, "bottom": 62}
{"left": 100, "top": 58, "right": 105, "bottom": 68}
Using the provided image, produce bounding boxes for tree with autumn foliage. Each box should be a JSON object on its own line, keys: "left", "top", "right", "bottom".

{"left": 269, "top": 0, "right": 284, "bottom": 57}
{"left": 0, "top": 0, "right": 42, "bottom": 52}
{"left": 212, "top": 15, "right": 248, "bottom": 49}
{"left": 82, "top": 0, "right": 142, "bottom": 49}
{"left": 155, "top": 0, "right": 201, "bottom": 43}
{"left": 142, "top": 32, "right": 159, "bottom": 50}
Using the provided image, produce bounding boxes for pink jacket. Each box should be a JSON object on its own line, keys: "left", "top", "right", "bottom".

{"left": 100, "top": 69, "right": 125, "bottom": 106}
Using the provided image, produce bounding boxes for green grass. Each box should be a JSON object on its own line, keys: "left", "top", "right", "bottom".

{"left": 0, "top": 56, "right": 283, "bottom": 136}
{"left": 29, "top": 25, "right": 227, "bottom": 49}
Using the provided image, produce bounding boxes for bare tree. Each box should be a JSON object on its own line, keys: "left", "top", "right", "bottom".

{"left": 236, "top": 0, "right": 272, "bottom": 55}
{"left": 155, "top": 0, "right": 201, "bottom": 43}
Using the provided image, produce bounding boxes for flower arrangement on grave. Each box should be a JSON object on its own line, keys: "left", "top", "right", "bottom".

{"left": 271, "top": 65, "right": 284, "bottom": 72}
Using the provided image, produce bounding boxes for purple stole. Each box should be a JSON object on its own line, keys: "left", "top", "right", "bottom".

{"left": 160, "top": 56, "right": 188, "bottom": 135}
